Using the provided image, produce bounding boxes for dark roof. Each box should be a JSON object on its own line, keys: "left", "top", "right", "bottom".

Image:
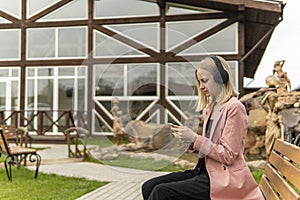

{"left": 167, "top": 0, "right": 285, "bottom": 78}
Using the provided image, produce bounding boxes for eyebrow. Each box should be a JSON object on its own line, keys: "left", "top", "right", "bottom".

{"left": 200, "top": 77, "right": 208, "bottom": 81}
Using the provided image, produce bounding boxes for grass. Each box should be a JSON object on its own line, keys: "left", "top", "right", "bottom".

{"left": 85, "top": 136, "right": 265, "bottom": 179}
{"left": 0, "top": 167, "right": 108, "bottom": 200}
{"left": 248, "top": 165, "right": 264, "bottom": 184}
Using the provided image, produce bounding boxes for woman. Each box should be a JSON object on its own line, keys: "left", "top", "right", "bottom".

{"left": 141, "top": 56, "right": 264, "bottom": 200}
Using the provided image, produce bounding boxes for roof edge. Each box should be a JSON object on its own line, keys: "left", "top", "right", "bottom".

{"left": 208, "top": 0, "right": 284, "bottom": 12}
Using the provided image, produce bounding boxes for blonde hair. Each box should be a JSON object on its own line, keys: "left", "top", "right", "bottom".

{"left": 195, "top": 56, "right": 238, "bottom": 111}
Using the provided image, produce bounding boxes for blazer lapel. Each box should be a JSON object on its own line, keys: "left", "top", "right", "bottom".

{"left": 202, "top": 106, "right": 213, "bottom": 137}
{"left": 210, "top": 103, "right": 228, "bottom": 143}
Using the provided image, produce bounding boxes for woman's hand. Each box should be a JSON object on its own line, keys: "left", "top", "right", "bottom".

{"left": 170, "top": 125, "right": 198, "bottom": 143}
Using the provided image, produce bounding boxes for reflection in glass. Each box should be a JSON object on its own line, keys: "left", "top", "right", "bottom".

{"left": 38, "top": 68, "right": 53, "bottom": 76}
{"left": 0, "top": 30, "right": 20, "bottom": 59}
{"left": 27, "top": 0, "right": 60, "bottom": 18}
{"left": 166, "top": 3, "right": 215, "bottom": 15}
{"left": 58, "top": 67, "right": 75, "bottom": 76}
{"left": 94, "top": 31, "right": 145, "bottom": 57}
{"left": 27, "top": 28, "right": 55, "bottom": 58}
{"left": 26, "top": 79, "right": 34, "bottom": 106}
{"left": 77, "top": 66, "right": 86, "bottom": 76}
{"left": 11, "top": 80, "right": 19, "bottom": 110}
{"left": 12, "top": 69, "right": 19, "bottom": 77}
{"left": 0, "top": 0, "right": 20, "bottom": 18}
{"left": 58, "top": 79, "right": 74, "bottom": 110}
{"left": 168, "top": 63, "right": 196, "bottom": 96}
{"left": 0, "top": 82, "right": 6, "bottom": 109}
{"left": 27, "top": 68, "right": 35, "bottom": 77}
{"left": 95, "top": 64, "right": 124, "bottom": 96}
{"left": 37, "top": 79, "right": 53, "bottom": 109}
{"left": 0, "top": 69, "right": 20, "bottom": 113}
{"left": 129, "top": 100, "right": 152, "bottom": 120}
{"left": 180, "top": 23, "right": 238, "bottom": 55}
{"left": 99, "top": 100, "right": 152, "bottom": 124}
{"left": 94, "top": 0, "right": 158, "bottom": 19}
{"left": 77, "top": 78, "right": 86, "bottom": 111}
{"left": 106, "top": 23, "right": 159, "bottom": 51}
{"left": 228, "top": 61, "right": 238, "bottom": 89}
{"left": 58, "top": 27, "right": 87, "bottom": 57}
{"left": 38, "top": 0, "right": 87, "bottom": 21}
{"left": 128, "top": 64, "right": 158, "bottom": 96}
{"left": 167, "top": 20, "right": 223, "bottom": 50}
{"left": 0, "top": 68, "right": 9, "bottom": 77}
{"left": 94, "top": 111, "right": 111, "bottom": 133}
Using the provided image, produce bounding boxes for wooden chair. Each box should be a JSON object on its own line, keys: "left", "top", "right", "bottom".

{"left": 65, "top": 127, "right": 89, "bottom": 159}
{"left": 259, "top": 139, "right": 300, "bottom": 200}
{"left": 0, "top": 128, "right": 41, "bottom": 181}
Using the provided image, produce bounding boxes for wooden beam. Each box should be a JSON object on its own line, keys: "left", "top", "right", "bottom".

{"left": 0, "top": 10, "right": 20, "bottom": 22}
{"left": 27, "top": 0, "right": 74, "bottom": 22}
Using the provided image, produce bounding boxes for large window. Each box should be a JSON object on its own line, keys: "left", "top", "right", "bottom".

{"left": 94, "top": 63, "right": 159, "bottom": 133}
{"left": 94, "top": 0, "right": 158, "bottom": 19}
{"left": 27, "top": 27, "right": 87, "bottom": 59}
{"left": 27, "top": 0, "right": 87, "bottom": 20}
{"left": 0, "top": 30, "right": 20, "bottom": 60}
{"left": 0, "top": 68, "right": 20, "bottom": 124}
{"left": 26, "top": 66, "right": 87, "bottom": 132}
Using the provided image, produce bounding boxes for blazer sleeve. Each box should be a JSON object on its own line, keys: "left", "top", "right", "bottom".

{"left": 193, "top": 101, "right": 248, "bottom": 165}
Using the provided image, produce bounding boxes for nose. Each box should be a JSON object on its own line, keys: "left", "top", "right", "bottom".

{"left": 199, "top": 83, "right": 205, "bottom": 90}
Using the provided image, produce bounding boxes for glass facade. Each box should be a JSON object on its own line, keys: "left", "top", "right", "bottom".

{"left": 27, "top": 27, "right": 87, "bottom": 59}
{"left": 0, "top": 0, "right": 241, "bottom": 135}
{"left": 94, "top": 0, "right": 159, "bottom": 18}
{"left": 0, "top": 68, "right": 20, "bottom": 125}
{"left": 0, "top": 30, "right": 20, "bottom": 60}
{"left": 25, "top": 66, "right": 87, "bottom": 132}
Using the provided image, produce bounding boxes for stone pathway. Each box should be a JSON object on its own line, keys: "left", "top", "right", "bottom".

{"left": 27, "top": 144, "right": 168, "bottom": 200}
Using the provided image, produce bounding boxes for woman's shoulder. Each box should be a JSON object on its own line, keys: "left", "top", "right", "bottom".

{"left": 223, "top": 97, "right": 245, "bottom": 110}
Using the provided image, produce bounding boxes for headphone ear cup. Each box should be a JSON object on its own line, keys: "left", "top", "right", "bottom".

{"left": 213, "top": 71, "right": 225, "bottom": 84}
{"left": 211, "top": 56, "right": 229, "bottom": 84}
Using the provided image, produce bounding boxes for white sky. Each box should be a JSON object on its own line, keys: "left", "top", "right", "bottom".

{"left": 246, "top": 0, "right": 300, "bottom": 89}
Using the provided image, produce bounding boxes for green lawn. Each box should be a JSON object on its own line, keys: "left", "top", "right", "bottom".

{"left": 0, "top": 167, "right": 108, "bottom": 200}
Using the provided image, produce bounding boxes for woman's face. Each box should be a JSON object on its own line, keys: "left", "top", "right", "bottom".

{"left": 196, "top": 69, "right": 221, "bottom": 99}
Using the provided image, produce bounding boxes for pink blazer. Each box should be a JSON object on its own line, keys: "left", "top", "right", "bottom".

{"left": 193, "top": 97, "right": 264, "bottom": 200}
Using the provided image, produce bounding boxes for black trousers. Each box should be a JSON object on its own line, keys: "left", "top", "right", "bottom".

{"left": 141, "top": 167, "right": 210, "bottom": 200}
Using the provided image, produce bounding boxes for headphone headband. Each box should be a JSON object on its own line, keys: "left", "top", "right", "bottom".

{"left": 211, "top": 56, "right": 228, "bottom": 84}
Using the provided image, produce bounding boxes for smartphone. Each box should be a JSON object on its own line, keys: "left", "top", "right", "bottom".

{"left": 168, "top": 123, "right": 178, "bottom": 128}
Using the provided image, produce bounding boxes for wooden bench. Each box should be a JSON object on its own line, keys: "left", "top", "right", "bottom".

{"left": 0, "top": 127, "right": 41, "bottom": 181}
{"left": 2, "top": 125, "right": 29, "bottom": 147}
{"left": 259, "top": 139, "right": 300, "bottom": 200}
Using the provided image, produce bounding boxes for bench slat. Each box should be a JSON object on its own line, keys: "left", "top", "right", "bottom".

{"left": 264, "top": 163, "right": 300, "bottom": 200}
{"left": 259, "top": 175, "right": 280, "bottom": 200}
{"left": 273, "top": 139, "right": 300, "bottom": 165}
{"left": 269, "top": 149, "right": 300, "bottom": 191}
